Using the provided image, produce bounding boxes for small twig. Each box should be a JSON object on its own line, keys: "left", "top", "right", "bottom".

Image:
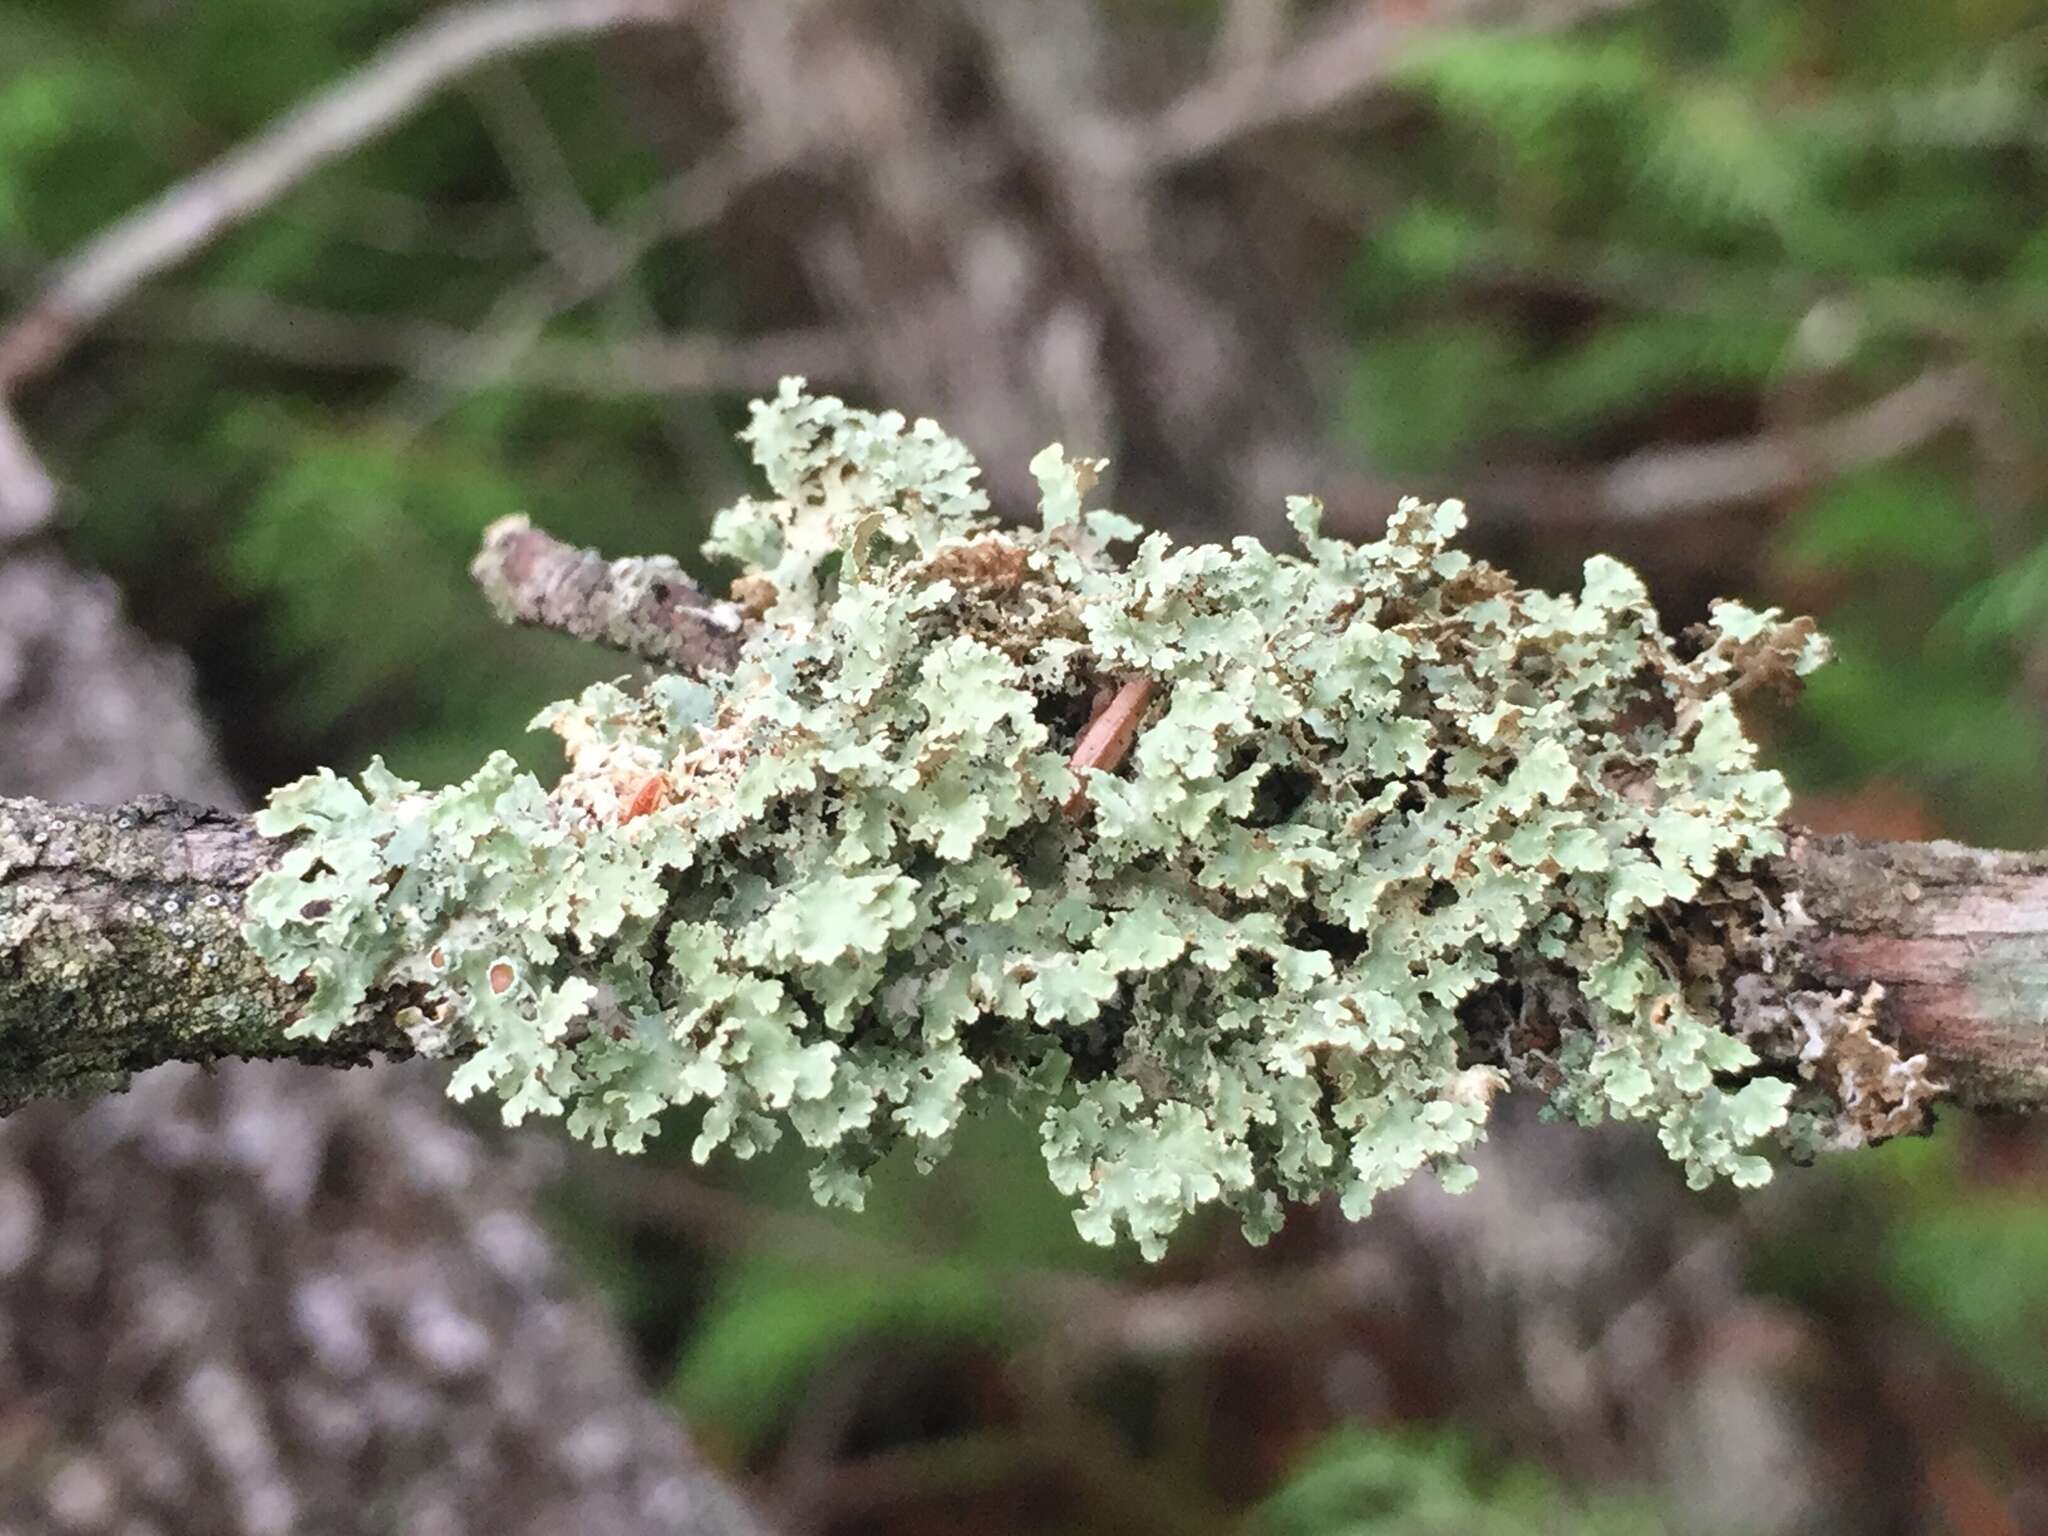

{"left": 464, "top": 64, "right": 723, "bottom": 474}
{"left": 1432, "top": 233, "right": 2044, "bottom": 346}
{"left": 0, "top": 0, "right": 693, "bottom": 394}
{"left": 1216, "top": 0, "right": 1289, "bottom": 70}
{"left": 1064, "top": 676, "right": 1157, "bottom": 816}
{"left": 299, "top": 184, "right": 537, "bottom": 260}
{"left": 1135, "top": 3, "right": 1420, "bottom": 172}
{"left": 1597, "top": 364, "right": 1981, "bottom": 521}
{"left": 1135, "top": 0, "right": 1645, "bottom": 173}
{"left": 470, "top": 514, "right": 748, "bottom": 674}
{"left": 384, "top": 128, "right": 797, "bottom": 433}
{"left": 468, "top": 65, "right": 619, "bottom": 285}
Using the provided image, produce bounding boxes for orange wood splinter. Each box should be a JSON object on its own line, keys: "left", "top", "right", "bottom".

{"left": 619, "top": 772, "right": 672, "bottom": 823}
{"left": 1064, "top": 676, "right": 1156, "bottom": 818}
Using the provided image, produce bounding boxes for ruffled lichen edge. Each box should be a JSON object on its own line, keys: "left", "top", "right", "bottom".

{"left": 245, "top": 380, "right": 1835, "bottom": 1259}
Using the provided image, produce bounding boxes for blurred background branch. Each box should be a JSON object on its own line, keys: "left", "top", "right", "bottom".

{"left": 0, "top": 0, "right": 693, "bottom": 393}
{"left": 1349, "top": 363, "right": 1984, "bottom": 526}
{"left": 120, "top": 289, "right": 858, "bottom": 396}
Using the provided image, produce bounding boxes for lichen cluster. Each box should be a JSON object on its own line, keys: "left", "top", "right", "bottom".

{"left": 247, "top": 381, "right": 1828, "bottom": 1257}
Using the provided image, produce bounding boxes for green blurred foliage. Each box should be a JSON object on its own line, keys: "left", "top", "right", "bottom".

{"left": 1838, "top": 1129, "right": 2048, "bottom": 1422}
{"left": 1253, "top": 1427, "right": 1666, "bottom": 1536}
{"left": 1884, "top": 1181, "right": 2048, "bottom": 1421}
{"left": 1337, "top": 13, "right": 2048, "bottom": 1505}
{"left": 669, "top": 1113, "right": 1112, "bottom": 1451}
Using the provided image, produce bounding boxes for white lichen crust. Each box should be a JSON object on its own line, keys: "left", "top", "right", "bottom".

{"left": 246, "top": 382, "right": 1830, "bottom": 1258}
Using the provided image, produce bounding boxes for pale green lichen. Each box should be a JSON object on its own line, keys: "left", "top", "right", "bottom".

{"left": 246, "top": 381, "right": 1828, "bottom": 1258}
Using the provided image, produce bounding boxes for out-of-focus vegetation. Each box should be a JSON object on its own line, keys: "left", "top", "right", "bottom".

{"left": 1252, "top": 1426, "right": 1669, "bottom": 1535}
{"left": 4, "top": 0, "right": 2045, "bottom": 1530}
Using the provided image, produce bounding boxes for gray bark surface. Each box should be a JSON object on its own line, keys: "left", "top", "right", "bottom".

{"left": 0, "top": 796, "right": 412, "bottom": 1113}
{"left": 0, "top": 1060, "right": 766, "bottom": 1536}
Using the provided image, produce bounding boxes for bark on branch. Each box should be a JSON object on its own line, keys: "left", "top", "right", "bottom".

{"left": 5, "top": 791, "right": 2048, "bottom": 1123}
{"left": 0, "top": 796, "right": 412, "bottom": 1111}
{"left": 4, "top": 523, "right": 2046, "bottom": 1133}
{"left": 1778, "top": 835, "right": 2048, "bottom": 1113}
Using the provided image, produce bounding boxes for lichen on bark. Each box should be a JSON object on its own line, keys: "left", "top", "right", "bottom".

{"left": 240, "top": 382, "right": 1845, "bottom": 1258}
{"left": 6, "top": 387, "right": 2043, "bottom": 1258}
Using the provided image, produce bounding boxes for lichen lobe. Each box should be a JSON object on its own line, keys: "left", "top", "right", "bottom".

{"left": 244, "top": 381, "right": 1833, "bottom": 1258}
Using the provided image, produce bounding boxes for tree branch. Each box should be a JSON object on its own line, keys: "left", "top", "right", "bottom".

{"left": 1592, "top": 366, "right": 1981, "bottom": 522}
{"left": 121, "top": 289, "right": 860, "bottom": 398}
{"left": 5, "top": 764, "right": 2047, "bottom": 1126}
{"left": 0, "top": 0, "right": 692, "bottom": 395}
{"left": 5, "top": 521, "right": 2046, "bottom": 1144}
{"left": 1135, "top": 0, "right": 1645, "bottom": 173}
{"left": 1778, "top": 835, "right": 2048, "bottom": 1114}
{"left": 383, "top": 129, "right": 802, "bottom": 434}
{"left": 0, "top": 796, "right": 412, "bottom": 1111}
{"left": 470, "top": 514, "right": 750, "bottom": 672}
{"left": 0, "top": 523, "right": 750, "bottom": 1112}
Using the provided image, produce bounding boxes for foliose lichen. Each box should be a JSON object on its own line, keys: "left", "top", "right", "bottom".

{"left": 246, "top": 380, "right": 1830, "bottom": 1258}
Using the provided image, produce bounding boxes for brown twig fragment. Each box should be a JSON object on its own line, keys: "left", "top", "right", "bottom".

{"left": 618, "top": 771, "right": 674, "bottom": 823}
{"left": 1064, "top": 676, "right": 1157, "bottom": 817}
{"left": 470, "top": 514, "right": 748, "bottom": 675}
